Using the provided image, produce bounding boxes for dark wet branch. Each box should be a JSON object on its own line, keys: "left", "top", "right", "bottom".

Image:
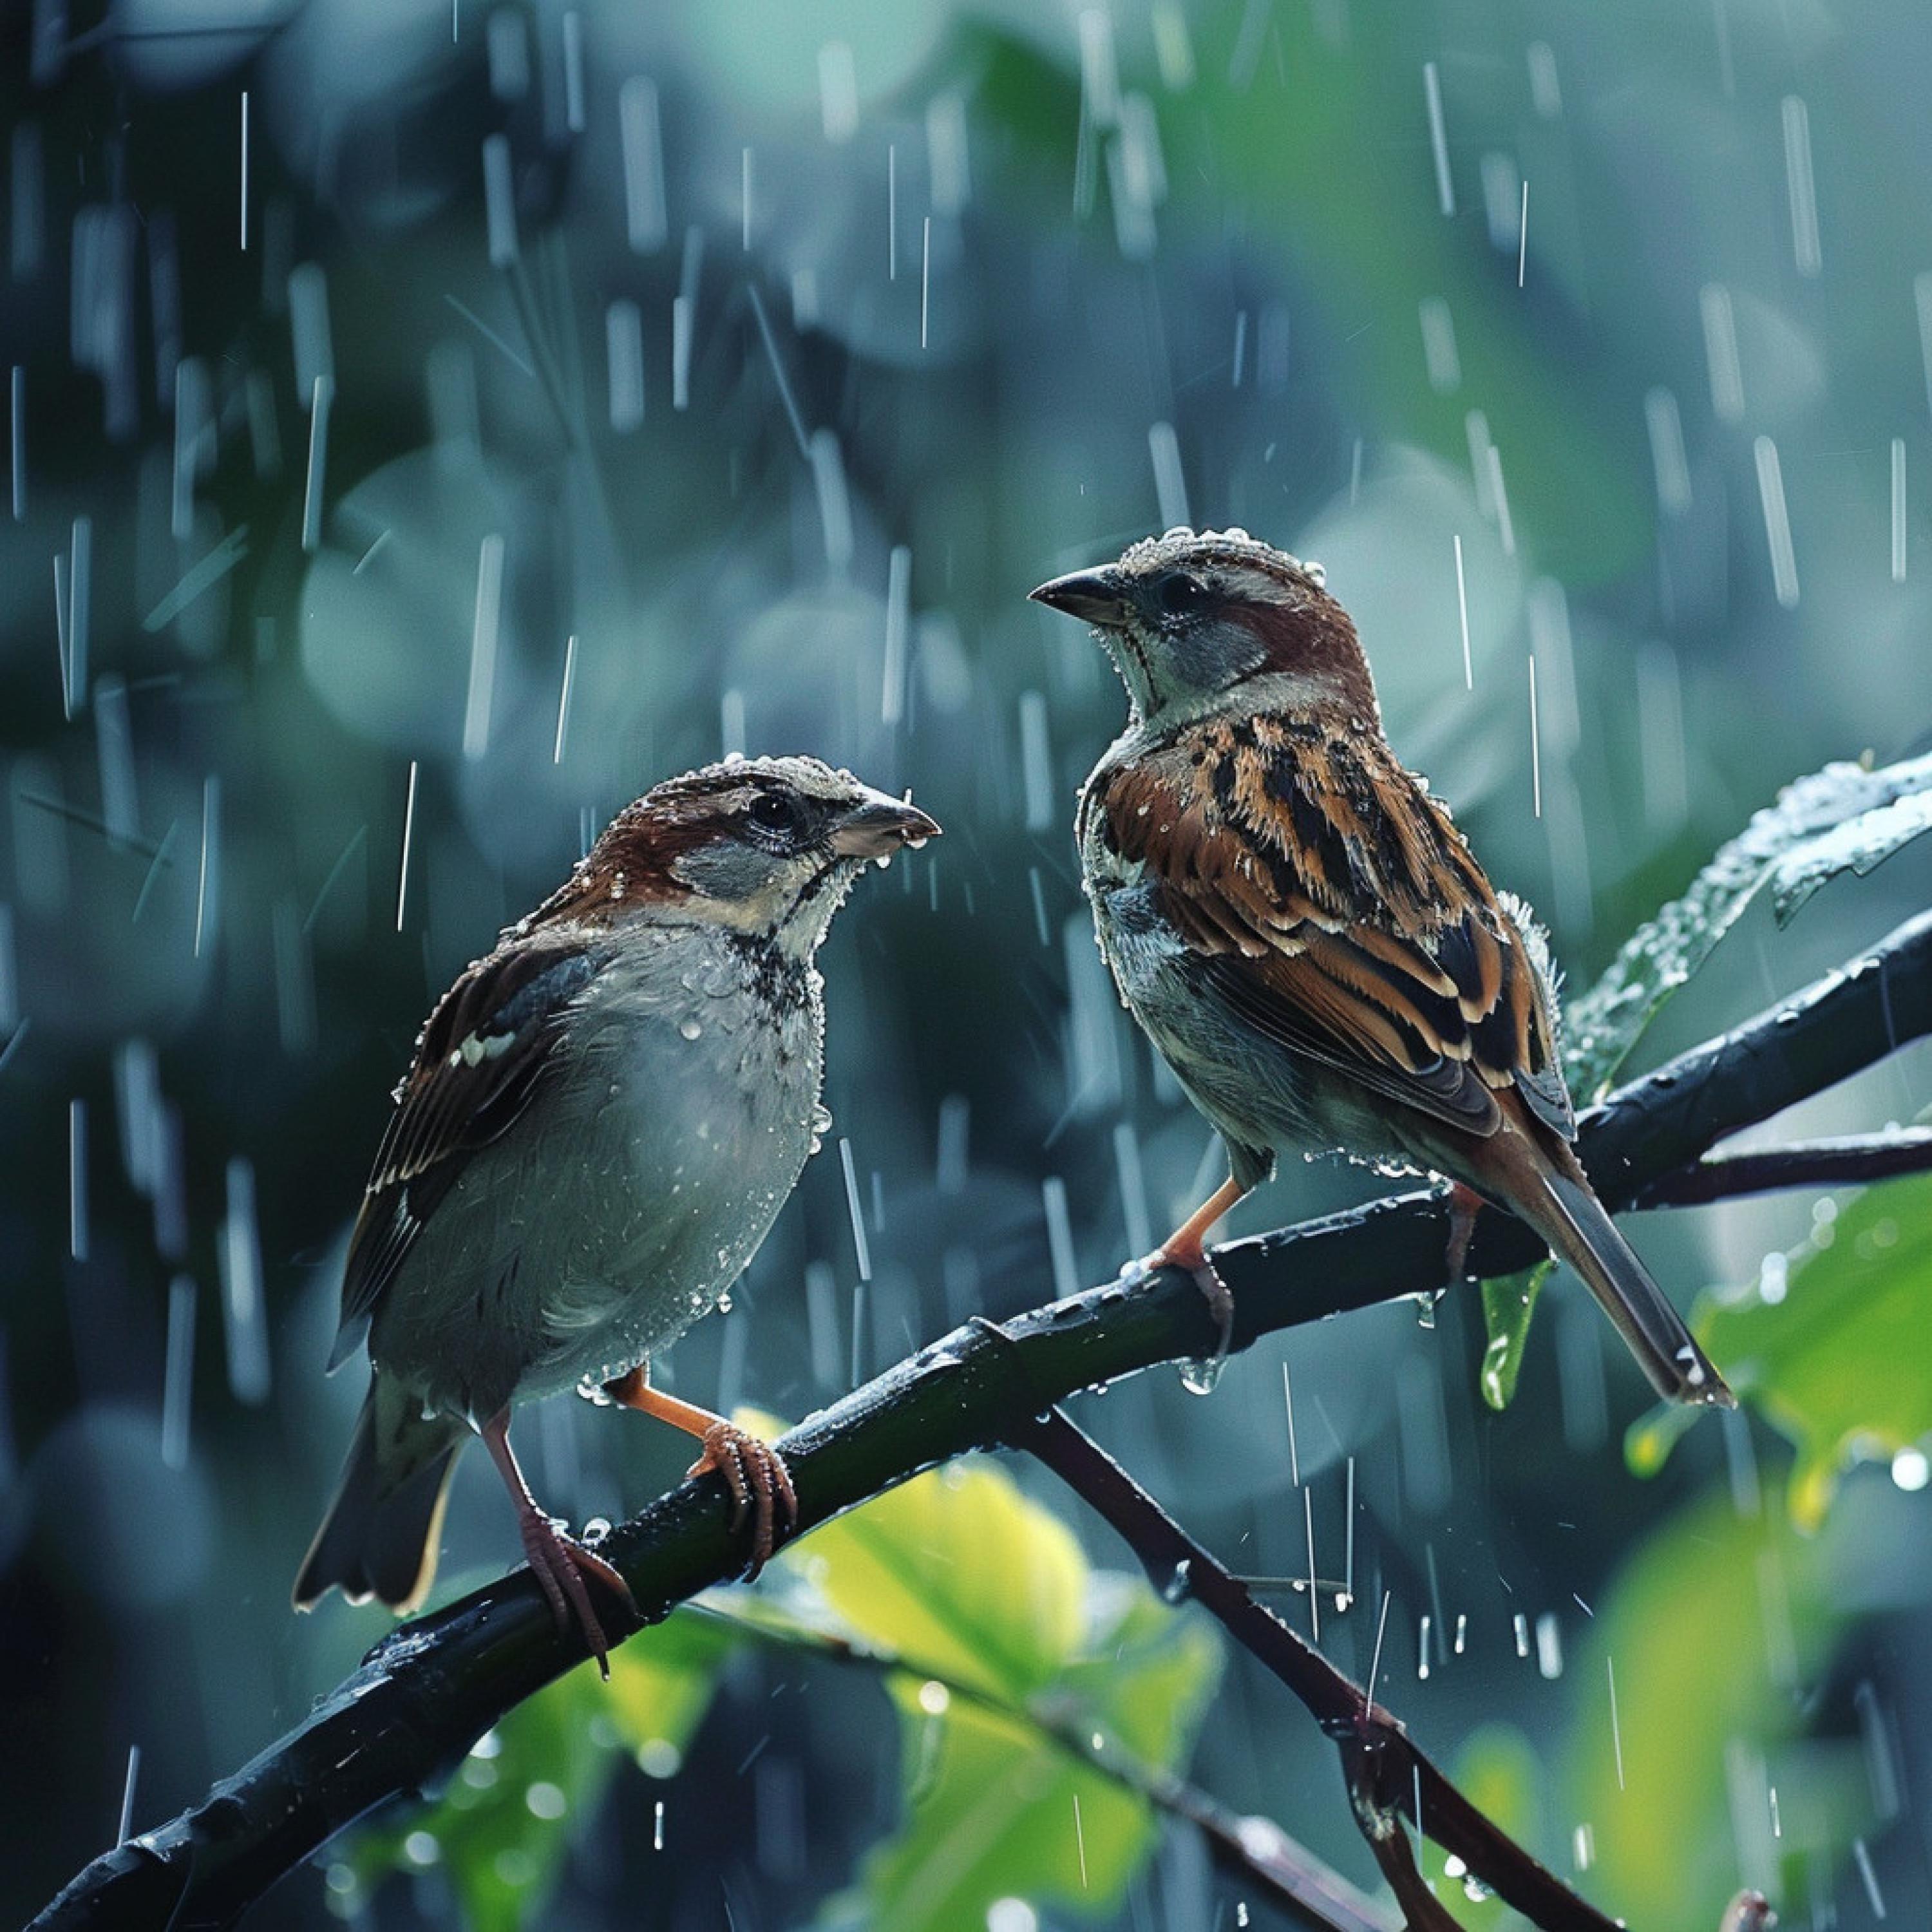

{"left": 1636, "top": 1126, "right": 1932, "bottom": 1209}
{"left": 1020, "top": 1406, "right": 1618, "bottom": 1932}
{"left": 32, "top": 909, "right": 1932, "bottom": 1931}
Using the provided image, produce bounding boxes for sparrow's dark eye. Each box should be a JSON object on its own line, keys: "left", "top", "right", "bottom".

{"left": 1156, "top": 572, "right": 1212, "bottom": 618}
{"left": 747, "top": 791, "right": 807, "bottom": 838}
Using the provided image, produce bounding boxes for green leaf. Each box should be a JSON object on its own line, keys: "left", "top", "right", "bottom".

{"left": 1563, "top": 1493, "right": 1849, "bottom": 1930}
{"left": 799, "top": 1459, "right": 1222, "bottom": 1932}
{"left": 786, "top": 1455, "right": 1088, "bottom": 1703}
{"left": 1632, "top": 1171, "right": 1932, "bottom": 1530}
{"left": 1767, "top": 787, "right": 1932, "bottom": 925}
{"left": 1478, "top": 1262, "right": 1551, "bottom": 1412}
{"left": 339, "top": 1613, "right": 731, "bottom": 1931}
{"left": 601, "top": 1606, "right": 737, "bottom": 1774}
{"left": 1562, "top": 749, "right": 1932, "bottom": 1103}
{"left": 1486, "top": 748, "right": 1932, "bottom": 1406}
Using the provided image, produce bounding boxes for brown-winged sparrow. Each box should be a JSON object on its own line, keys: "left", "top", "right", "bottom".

{"left": 295, "top": 756, "right": 940, "bottom": 1668}
{"left": 1032, "top": 528, "right": 1730, "bottom": 1409}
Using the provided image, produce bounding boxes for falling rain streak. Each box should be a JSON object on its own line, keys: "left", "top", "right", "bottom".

{"left": 1528, "top": 656, "right": 1542, "bottom": 817}
{"left": 396, "top": 760, "right": 419, "bottom": 932}
{"left": 1891, "top": 439, "right": 1907, "bottom": 581}
{"left": 1454, "top": 535, "right": 1472, "bottom": 687}
{"left": 838, "top": 1138, "right": 871, "bottom": 1282}
{"left": 1700, "top": 283, "right": 1746, "bottom": 422}
{"left": 1148, "top": 421, "right": 1188, "bottom": 529}
{"left": 1423, "top": 63, "right": 1454, "bottom": 216}
{"left": 1781, "top": 97, "right": 1821, "bottom": 278}
{"left": 553, "top": 634, "right": 579, "bottom": 762}
{"left": 1753, "top": 435, "right": 1801, "bottom": 607}
{"left": 220, "top": 1157, "right": 270, "bottom": 1405}
{"left": 463, "top": 535, "right": 505, "bottom": 761}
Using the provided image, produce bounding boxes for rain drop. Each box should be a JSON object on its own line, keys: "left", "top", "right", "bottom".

{"left": 1178, "top": 1355, "right": 1224, "bottom": 1396}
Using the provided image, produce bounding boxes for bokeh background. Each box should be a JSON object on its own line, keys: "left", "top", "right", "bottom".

{"left": 5, "top": 0, "right": 1932, "bottom": 1926}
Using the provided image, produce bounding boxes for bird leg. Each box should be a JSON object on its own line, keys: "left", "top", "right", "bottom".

{"left": 1444, "top": 1181, "right": 1486, "bottom": 1281}
{"left": 1141, "top": 1175, "right": 1249, "bottom": 1363}
{"left": 603, "top": 1365, "right": 798, "bottom": 1578}
{"left": 480, "top": 1408, "right": 636, "bottom": 1680}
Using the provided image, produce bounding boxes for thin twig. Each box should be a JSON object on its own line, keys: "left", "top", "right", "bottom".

{"left": 1638, "top": 1127, "right": 1932, "bottom": 1208}
{"left": 30, "top": 910, "right": 1932, "bottom": 1930}
{"left": 1020, "top": 1407, "right": 1618, "bottom": 1932}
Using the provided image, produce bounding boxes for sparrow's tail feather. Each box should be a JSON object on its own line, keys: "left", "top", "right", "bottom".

{"left": 1530, "top": 1159, "right": 1734, "bottom": 1408}
{"left": 293, "top": 1376, "right": 466, "bottom": 1614}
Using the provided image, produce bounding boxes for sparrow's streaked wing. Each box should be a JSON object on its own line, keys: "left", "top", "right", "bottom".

{"left": 330, "top": 935, "right": 601, "bottom": 1367}
{"left": 1090, "top": 712, "right": 1576, "bottom": 1142}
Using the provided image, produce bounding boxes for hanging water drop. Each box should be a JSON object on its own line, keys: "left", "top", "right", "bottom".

{"left": 1178, "top": 1354, "right": 1224, "bottom": 1396}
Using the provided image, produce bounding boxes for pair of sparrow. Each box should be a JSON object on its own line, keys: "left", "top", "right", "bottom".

{"left": 298, "top": 531, "right": 1728, "bottom": 1670}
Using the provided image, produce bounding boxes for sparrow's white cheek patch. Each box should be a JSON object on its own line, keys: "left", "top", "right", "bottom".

{"left": 450, "top": 1030, "right": 516, "bottom": 1068}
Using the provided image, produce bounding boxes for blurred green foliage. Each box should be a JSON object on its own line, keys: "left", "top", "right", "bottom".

{"left": 339, "top": 1615, "right": 731, "bottom": 1932}
{"left": 1562, "top": 1492, "right": 1862, "bottom": 1931}
{"left": 1634, "top": 1171, "right": 1932, "bottom": 1530}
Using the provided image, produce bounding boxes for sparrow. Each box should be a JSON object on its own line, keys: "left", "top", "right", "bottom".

{"left": 1031, "top": 528, "right": 1730, "bottom": 1409}
{"left": 295, "top": 755, "right": 940, "bottom": 1669}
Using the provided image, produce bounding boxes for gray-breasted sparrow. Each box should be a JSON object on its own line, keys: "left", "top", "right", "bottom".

{"left": 1032, "top": 528, "right": 1729, "bottom": 1409}
{"left": 295, "top": 755, "right": 940, "bottom": 1667}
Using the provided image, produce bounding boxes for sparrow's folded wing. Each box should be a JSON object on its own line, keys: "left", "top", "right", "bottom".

{"left": 1097, "top": 715, "right": 1575, "bottom": 1143}
{"left": 330, "top": 936, "right": 601, "bottom": 1367}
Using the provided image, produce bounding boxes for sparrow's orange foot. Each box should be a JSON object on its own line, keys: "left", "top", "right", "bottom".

{"left": 516, "top": 1506, "right": 637, "bottom": 1679}
{"left": 1137, "top": 1240, "right": 1236, "bottom": 1363}
{"left": 1137, "top": 1172, "right": 1248, "bottom": 1365}
{"left": 688, "top": 1421, "right": 798, "bottom": 1578}
{"left": 1444, "top": 1182, "right": 1485, "bottom": 1281}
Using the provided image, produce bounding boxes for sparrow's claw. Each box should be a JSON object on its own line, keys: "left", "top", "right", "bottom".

{"left": 1444, "top": 1181, "right": 1484, "bottom": 1282}
{"left": 516, "top": 1509, "right": 637, "bottom": 1679}
{"left": 688, "top": 1421, "right": 798, "bottom": 1578}
{"left": 1144, "top": 1245, "right": 1236, "bottom": 1365}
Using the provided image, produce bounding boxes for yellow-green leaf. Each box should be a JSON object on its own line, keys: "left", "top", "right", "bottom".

{"left": 786, "top": 1457, "right": 1088, "bottom": 1703}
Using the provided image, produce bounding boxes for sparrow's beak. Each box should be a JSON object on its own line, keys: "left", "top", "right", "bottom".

{"left": 829, "top": 788, "right": 943, "bottom": 860}
{"left": 1028, "top": 568, "right": 1130, "bottom": 627}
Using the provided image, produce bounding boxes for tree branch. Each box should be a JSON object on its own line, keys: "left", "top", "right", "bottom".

{"left": 33, "top": 909, "right": 1932, "bottom": 1930}
{"left": 1019, "top": 1405, "right": 1614, "bottom": 1932}
{"left": 1636, "top": 1127, "right": 1932, "bottom": 1208}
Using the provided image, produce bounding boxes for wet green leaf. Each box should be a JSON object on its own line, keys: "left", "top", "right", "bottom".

{"left": 1562, "top": 750, "right": 1932, "bottom": 1104}
{"left": 1631, "top": 1171, "right": 1932, "bottom": 1529}
{"left": 1479, "top": 1261, "right": 1551, "bottom": 1411}
{"left": 1486, "top": 749, "right": 1932, "bottom": 1405}
{"left": 786, "top": 1455, "right": 1088, "bottom": 1703}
